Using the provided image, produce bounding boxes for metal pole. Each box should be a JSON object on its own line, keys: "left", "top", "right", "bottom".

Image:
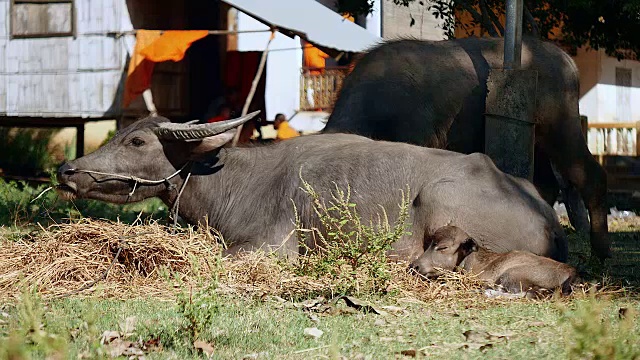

{"left": 503, "top": 0, "right": 524, "bottom": 69}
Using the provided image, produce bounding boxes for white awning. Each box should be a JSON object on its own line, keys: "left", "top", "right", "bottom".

{"left": 288, "top": 111, "right": 329, "bottom": 133}
{"left": 221, "top": 0, "right": 381, "bottom": 53}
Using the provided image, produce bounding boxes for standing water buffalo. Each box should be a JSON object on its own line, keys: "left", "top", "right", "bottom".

{"left": 322, "top": 36, "right": 609, "bottom": 260}
{"left": 56, "top": 112, "right": 567, "bottom": 262}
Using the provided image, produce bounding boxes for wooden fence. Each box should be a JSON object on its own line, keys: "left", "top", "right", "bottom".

{"left": 299, "top": 67, "right": 349, "bottom": 111}
{"left": 586, "top": 120, "right": 640, "bottom": 192}
{"left": 587, "top": 121, "right": 640, "bottom": 164}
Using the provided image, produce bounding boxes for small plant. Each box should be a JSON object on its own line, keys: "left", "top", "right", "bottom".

{"left": 0, "top": 179, "right": 168, "bottom": 227}
{"left": 0, "top": 127, "right": 60, "bottom": 177}
{"left": 143, "top": 248, "right": 223, "bottom": 351}
{"left": 101, "top": 129, "right": 116, "bottom": 147}
{"left": 559, "top": 295, "right": 640, "bottom": 360}
{"left": 0, "top": 287, "right": 69, "bottom": 360}
{"left": 294, "top": 170, "right": 412, "bottom": 296}
{"left": 176, "top": 283, "right": 221, "bottom": 343}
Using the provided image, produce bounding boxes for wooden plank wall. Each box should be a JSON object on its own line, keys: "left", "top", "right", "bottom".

{"left": 1, "top": 0, "right": 191, "bottom": 120}
{"left": 1, "top": 0, "right": 127, "bottom": 118}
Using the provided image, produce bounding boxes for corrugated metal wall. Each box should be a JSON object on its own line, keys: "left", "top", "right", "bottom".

{"left": 0, "top": 0, "right": 133, "bottom": 119}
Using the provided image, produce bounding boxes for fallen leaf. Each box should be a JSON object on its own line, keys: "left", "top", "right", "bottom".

{"left": 528, "top": 321, "right": 546, "bottom": 327}
{"left": 443, "top": 342, "right": 493, "bottom": 351}
{"left": 399, "top": 349, "right": 416, "bottom": 357}
{"left": 619, "top": 308, "right": 628, "bottom": 319}
{"left": 119, "top": 316, "right": 137, "bottom": 336}
{"left": 143, "top": 337, "right": 162, "bottom": 352}
{"left": 335, "top": 296, "right": 389, "bottom": 316}
{"left": 463, "top": 330, "right": 490, "bottom": 343}
{"left": 304, "top": 327, "right": 324, "bottom": 339}
{"left": 381, "top": 306, "right": 405, "bottom": 314}
{"left": 106, "top": 339, "right": 138, "bottom": 358}
{"left": 487, "top": 331, "right": 514, "bottom": 340}
{"left": 484, "top": 289, "right": 525, "bottom": 299}
{"left": 464, "top": 329, "right": 512, "bottom": 343}
{"left": 301, "top": 297, "right": 325, "bottom": 309}
{"left": 194, "top": 340, "right": 215, "bottom": 357}
{"left": 242, "top": 352, "right": 269, "bottom": 359}
{"left": 100, "top": 330, "right": 121, "bottom": 345}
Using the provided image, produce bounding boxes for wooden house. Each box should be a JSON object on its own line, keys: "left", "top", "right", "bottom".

{"left": 1, "top": 0, "right": 231, "bottom": 156}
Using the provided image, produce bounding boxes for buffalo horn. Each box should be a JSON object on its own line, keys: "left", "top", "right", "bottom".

{"left": 153, "top": 111, "right": 261, "bottom": 141}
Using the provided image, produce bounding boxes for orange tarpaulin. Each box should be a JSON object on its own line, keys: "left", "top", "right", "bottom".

{"left": 302, "top": 14, "right": 353, "bottom": 75}
{"left": 123, "top": 30, "right": 209, "bottom": 108}
{"left": 123, "top": 30, "right": 161, "bottom": 108}
{"left": 139, "top": 30, "right": 209, "bottom": 62}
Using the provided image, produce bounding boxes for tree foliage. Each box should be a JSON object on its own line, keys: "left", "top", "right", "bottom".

{"left": 335, "top": 0, "right": 640, "bottom": 59}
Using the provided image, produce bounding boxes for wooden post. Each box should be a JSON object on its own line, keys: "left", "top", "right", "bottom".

{"left": 635, "top": 121, "right": 640, "bottom": 156}
{"left": 75, "top": 123, "right": 85, "bottom": 159}
{"left": 232, "top": 30, "right": 275, "bottom": 147}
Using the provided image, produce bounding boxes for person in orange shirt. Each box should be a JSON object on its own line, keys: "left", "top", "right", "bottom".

{"left": 274, "top": 114, "right": 300, "bottom": 141}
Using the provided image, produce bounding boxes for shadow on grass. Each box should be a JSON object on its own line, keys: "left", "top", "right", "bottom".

{"left": 564, "top": 217, "right": 640, "bottom": 297}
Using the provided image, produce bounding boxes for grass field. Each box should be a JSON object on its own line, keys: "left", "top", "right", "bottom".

{"left": 0, "top": 183, "right": 639, "bottom": 359}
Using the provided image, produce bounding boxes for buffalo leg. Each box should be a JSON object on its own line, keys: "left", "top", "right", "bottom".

{"left": 551, "top": 163, "right": 591, "bottom": 235}
{"left": 545, "top": 126, "right": 610, "bottom": 260}
{"left": 533, "top": 146, "right": 560, "bottom": 206}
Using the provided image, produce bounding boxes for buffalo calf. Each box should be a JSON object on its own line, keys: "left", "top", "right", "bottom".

{"left": 410, "top": 226, "right": 578, "bottom": 296}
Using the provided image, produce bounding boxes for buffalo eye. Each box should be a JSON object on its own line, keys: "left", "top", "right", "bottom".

{"left": 435, "top": 246, "right": 448, "bottom": 252}
{"left": 130, "top": 137, "right": 145, "bottom": 147}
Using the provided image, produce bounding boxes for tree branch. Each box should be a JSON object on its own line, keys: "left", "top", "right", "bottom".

{"left": 459, "top": 1, "right": 499, "bottom": 36}
{"left": 485, "top": 4, "right": 505, "bottom": 36}
{"left": 524, "top": 6, "right": 539, "bottom": 36}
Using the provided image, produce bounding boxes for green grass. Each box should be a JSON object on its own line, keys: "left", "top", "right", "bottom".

{"left": 1, "top": 219, "right": 639, "bottom": 359}
{"left": 1, "top": 181, "right": 639, "bottom": 359}
{"left": 0, "top": 178, "right": 169, "bottom": 229}
{"left": 1, "top": 292, "right": 638, "bottom": 359}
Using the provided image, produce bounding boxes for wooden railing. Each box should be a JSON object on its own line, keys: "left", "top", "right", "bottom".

{"left": 587, "top": 122, "right": 640, "bottom": 164}
{"left": 299, "top": 67, "right": 350, "bottom": 111}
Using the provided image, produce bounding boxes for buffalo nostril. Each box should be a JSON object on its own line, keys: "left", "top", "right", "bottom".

{"left": 57, "top": 163, "right": 77, "bottom": 180}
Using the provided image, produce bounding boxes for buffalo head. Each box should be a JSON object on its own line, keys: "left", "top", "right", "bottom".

{"left": 56, "top": 111, "right": 259, "bottom": 204}
{"left": 409, "top": 225, "right": 478, "bottom": 278}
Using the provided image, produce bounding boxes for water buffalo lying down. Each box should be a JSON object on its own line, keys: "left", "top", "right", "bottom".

{"left": 56, "top": 112, "right": 567, "bottom": 262}
{"left": 409, "top": 226, "right": 578, "bottom": 297}
{"left": 322, "top": 36, "right": 609, "bottom": 260}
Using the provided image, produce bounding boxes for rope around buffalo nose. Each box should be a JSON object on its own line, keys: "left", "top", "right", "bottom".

{"left": 73, "top": 162, "right": 192, "bottom": 229}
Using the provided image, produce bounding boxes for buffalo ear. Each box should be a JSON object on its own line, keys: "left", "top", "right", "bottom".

{"left": 460, "top": 237, "right": 478, "bottom": 256}
{"left": 189, "top": 129, "right": 236, "bottom": 156}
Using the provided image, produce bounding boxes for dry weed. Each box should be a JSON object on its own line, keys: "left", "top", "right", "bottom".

{"left": 0, "top": 220, "right": 624, "bottom": 306}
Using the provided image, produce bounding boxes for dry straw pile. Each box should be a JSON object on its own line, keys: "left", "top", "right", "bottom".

{"left": 0, "top": 219, "right": 220, "bottom": 300}
{"left": 0, "top": 219, "right": 598, "bottom": 304}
